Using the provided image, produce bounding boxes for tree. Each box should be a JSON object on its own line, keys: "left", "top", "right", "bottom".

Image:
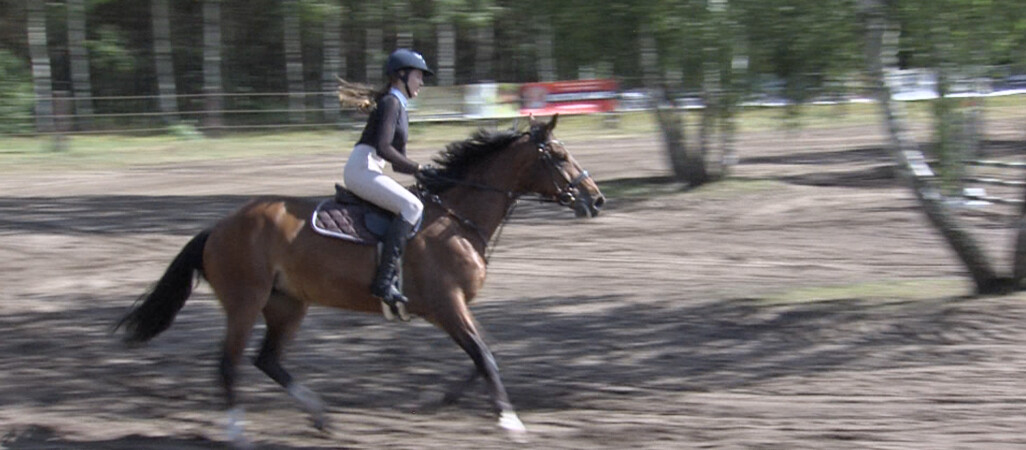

{"left": 284, "top": 0, "right": 304, "bottom": 123}
{"left": 468, "top": 0, "right": 496, "bottom": 82}
{"left": 649, "top": 0, "right": 744, "bottom": 187}
{"left": 364, "top": 0, "right": 383, "bottom": 83}
{"left": 433, "top": 0, "right": 460, "bottom": 86}
{"left": 321, "top": 0, "right": 344, "bottom": 123}
{"left": 26, "top": 0, "right": 54, "bottom": 135}
{"left": 861, "top": 0, "right": 1019, "bottom": 294}
{"left": 67, "top": 0, "right": 94, "bottom": 126}
{"left": 152, "top": 0, "right": 179, "bottom": 125}
{"left": 202, "top": 0, "right": 224, "bottom": 132}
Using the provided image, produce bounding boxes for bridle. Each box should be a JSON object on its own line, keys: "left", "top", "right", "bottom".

{"left": 536, "top": 139, "right": 591, "bottom": 207}
{"left": 417, "top": 133, "right": 593, "bottom": 262}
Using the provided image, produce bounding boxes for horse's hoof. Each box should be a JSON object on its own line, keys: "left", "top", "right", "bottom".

{"left": 310, "top": 410, "right": 332, "bottom": 432}
{"left": 381, "top": 301, "right": 412, "bottom": 322}
{"left": 498, "top": 411, "right": 527, "bottom": 442}
{"left": 396, "top": 302, "right": 412, "bottom": 322}
{"left": 226, "top": 407, "right": 254, "bottom": 449}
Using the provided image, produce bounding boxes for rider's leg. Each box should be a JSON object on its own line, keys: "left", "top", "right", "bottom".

{"left": 343, "top": 145, "right": 424, "bottom": 308}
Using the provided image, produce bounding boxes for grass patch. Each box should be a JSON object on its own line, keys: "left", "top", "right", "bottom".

{"left": 597, "top": 176, "right": 683, "bottom": 200}
{"left": 763, "top": 278, "right": 971, "bottom": 304}
{"left": 685, "top": 178, "right": 785, "bottom": 198}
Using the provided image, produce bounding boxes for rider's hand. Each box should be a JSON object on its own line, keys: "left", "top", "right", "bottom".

{"left": 416, "top": 165, "right": 442, "bottom": 183}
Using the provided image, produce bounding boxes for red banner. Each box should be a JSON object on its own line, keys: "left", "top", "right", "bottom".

{"left": 519, "top": 79, "right": 619, "bottom": 115}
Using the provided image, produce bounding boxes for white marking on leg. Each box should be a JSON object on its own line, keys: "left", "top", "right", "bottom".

{"left": 381, "top": 301, "right": 397, "bottom": 321}
{"left": 287, "top": 382, "right": 327, "bottom": 429}
{"left": 498, "top": 410, "right": 527, "bottom": 434}
{"left": 396, "top": 302, "right": 411, "bottom": 321}
{"left": 226, "top": 406, "right": 253, "bottom": 449}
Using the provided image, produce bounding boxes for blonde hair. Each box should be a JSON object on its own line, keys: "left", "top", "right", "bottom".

{"left": 336, "top": 77, "right": 389, "bottom": 114}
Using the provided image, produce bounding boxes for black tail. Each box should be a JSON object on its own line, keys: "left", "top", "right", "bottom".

{"left": 115, "top": 230, "right": 211, "bottom": 343}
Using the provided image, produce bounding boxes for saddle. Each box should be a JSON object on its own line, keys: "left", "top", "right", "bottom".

{"left": 311, "top": 184, "right": 417, "bottom": 245}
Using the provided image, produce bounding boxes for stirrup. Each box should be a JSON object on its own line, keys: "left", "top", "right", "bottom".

{"left": 381, "top": 299, "right": 411, "bottom": 322}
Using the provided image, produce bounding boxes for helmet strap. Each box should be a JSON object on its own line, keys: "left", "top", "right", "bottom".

{"left": 400, "top": 71, "right": 412, "bottom": 98}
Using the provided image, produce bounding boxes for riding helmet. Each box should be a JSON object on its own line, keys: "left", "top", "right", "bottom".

{"left": 384, "top": 49, "right": 434, "bottom": 77}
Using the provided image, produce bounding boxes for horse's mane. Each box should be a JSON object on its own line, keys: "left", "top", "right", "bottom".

{"left": 423, "top": 127, "right": 529, "bottom": 192}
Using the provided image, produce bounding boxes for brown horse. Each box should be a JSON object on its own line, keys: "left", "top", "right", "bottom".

{"left": 116, "top": 115, "right": 604, "bottom": 445}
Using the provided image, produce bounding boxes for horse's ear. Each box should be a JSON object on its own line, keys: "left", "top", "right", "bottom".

{"left": 545, "top": 114, "right": 559, "bottom": 135}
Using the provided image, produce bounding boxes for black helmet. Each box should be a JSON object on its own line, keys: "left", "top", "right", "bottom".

{"left": 384, "top": 49, "right": 434, "bottom": 77}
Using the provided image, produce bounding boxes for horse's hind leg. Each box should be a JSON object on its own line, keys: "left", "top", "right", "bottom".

{"left": 253, "top": 293, "right": 326, "bottom": 430}
{"left": 214, "top": 283, "right": 271, "bottom": 448}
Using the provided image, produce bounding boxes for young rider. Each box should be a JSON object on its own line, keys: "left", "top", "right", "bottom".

{"left": 341, "top": 49, "right": 440, "bottom": 313}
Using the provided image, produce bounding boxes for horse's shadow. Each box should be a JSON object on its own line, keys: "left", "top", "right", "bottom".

{"left": 286, "top": 292, "right": 997, "bottom": 414}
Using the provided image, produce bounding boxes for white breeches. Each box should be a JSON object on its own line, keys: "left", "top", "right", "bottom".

{"left": 343, "top": 144, "right": 423, "bottom": 225}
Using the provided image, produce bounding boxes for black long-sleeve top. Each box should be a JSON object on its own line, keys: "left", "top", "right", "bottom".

{"left": 356, "top": 94, "right": 419, "bottom": 174}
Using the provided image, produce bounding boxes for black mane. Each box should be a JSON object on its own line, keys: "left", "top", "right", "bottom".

{"left": 423, "top": 128, "right": 527, "bottom": 192}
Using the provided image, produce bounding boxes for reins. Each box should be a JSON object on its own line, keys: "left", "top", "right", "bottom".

{"left": 416, "top": 131, "right": 593, "bottom": 264}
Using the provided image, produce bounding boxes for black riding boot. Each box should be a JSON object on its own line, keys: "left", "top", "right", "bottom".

{"left": 371, "top": 217, "right": 413, "bottom": 309}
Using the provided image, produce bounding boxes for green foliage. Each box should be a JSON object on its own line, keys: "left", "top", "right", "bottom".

{"left": 87, "top": 25, "right": 138, "bottom": 75}
{"left": 0, "top": 50, "right": 33, "bottom": 134}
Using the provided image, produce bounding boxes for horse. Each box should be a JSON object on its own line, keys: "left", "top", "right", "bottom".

{"left": 115, "top": 114, "right": 604, "bottom": 446}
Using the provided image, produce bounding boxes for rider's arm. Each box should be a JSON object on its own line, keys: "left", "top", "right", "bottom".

{"left": 374, "top": 96, "right": 420, "bottom": 175}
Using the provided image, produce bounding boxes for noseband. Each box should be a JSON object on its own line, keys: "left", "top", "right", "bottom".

{"left": 536, "top": 140, "right": 591, "bottom": 206}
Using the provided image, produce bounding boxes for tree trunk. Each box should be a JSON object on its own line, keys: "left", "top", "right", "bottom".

{"left": 152, "top": 0, "right": 179, "bottom": 125}
{"left": 535, "top": 18, "right": 555, "bottom": 82}
{"left": 861, "top": 0, "right": 1009, "bottom": 294}
{"left": 284, "top": 0, "right": 304, "bottom": 124}
{"left": 639, "top": 25, "right": 658, "bottom": 88}
{"left": 67, "top": 0, "right": 93, "bottom": 128}
{"left": 322, "top": 1, "right": 343, "bottom": 123}
{"left": 365, "top": 1, "right": 382, "bottom": 83}
{"left": 202, "top": 0, "right": 224, "bottom": 132}
{"left": 437, "top": 21, "right": 456, "bottom": 86}
{"left": 474, "top": 20, "right": 494, "bottom": 82}
{"left": 27, "top": 0, "right": 54, "bottom": 134}
{"left": 655, "top": 98, "right": 708, "bottom": 187}
{"left": 394, "top": 0, "right": 413, "bottom": 49}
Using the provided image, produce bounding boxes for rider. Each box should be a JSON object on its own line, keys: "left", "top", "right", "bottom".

{"left": 342, "top": 49, "right": 440, "bottom": 312}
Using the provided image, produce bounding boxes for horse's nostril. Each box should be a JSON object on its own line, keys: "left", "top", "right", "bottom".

{"left": 593, "top": 195, "right": 605, "bottom": 209}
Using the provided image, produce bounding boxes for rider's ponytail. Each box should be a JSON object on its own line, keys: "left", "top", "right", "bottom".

{"left": 337, "top": 77, "right": 391, "bottom": 114}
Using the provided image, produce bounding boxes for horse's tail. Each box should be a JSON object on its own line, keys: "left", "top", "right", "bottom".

{"left": 115, "top": 229, "right": 211, "bottom": 344}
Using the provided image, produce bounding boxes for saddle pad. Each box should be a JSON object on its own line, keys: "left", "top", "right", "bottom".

{"left": 312, "top": 199, "right": 381, "bottom": 245}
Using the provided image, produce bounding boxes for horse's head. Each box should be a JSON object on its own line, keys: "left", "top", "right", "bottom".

{"left": 425, "top": 115, "right": 604, "bottom": 218}
{"left": 520, "top": 114, "right": 605, "bottom": 218}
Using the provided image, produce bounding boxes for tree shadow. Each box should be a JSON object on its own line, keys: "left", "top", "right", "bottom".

{"left": 1, "top": 425, "right": 336, "bottom": 450}
{"left": 0, "top": 195, "right": 324, "bottom": 236}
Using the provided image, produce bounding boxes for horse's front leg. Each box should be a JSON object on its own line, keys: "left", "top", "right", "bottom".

{"left": 443, "top": 316, "right": 526, "bottom": 436}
